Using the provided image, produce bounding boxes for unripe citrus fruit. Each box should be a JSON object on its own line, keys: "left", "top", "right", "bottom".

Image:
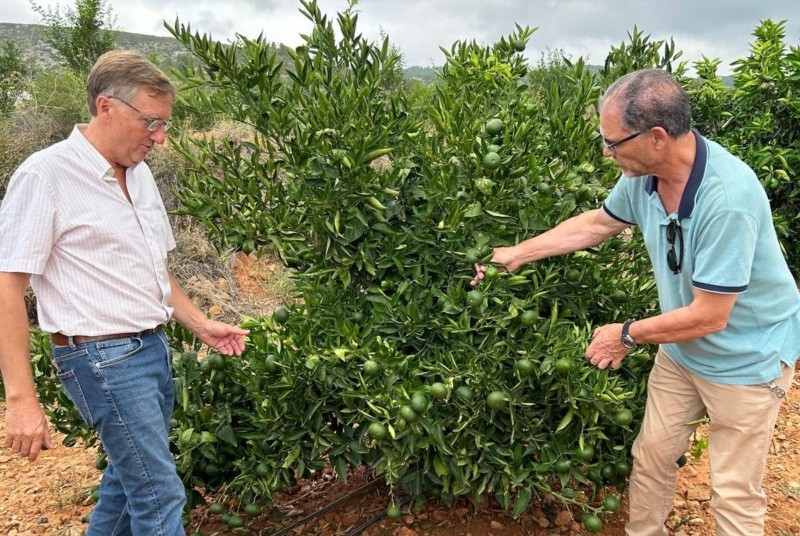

{"left": 399, "top": 405, "right": 418, "bottom": 423}
{"left": 482, "top": 151, "right": 501, "bottom": 170}
{"left": 515, "top": 358, "right": 535, "bottom": 376}
{"left": 485, "top": 118, "right": 504, "bottom": 136}
{"left": 367, "top": 422, "right": 387, "bottom": 440}
{"left": 520, "top": 310, "right": 538, "bottom": 326}
{"left": 273, "top": 307, "right": 289, "bottom": 323}
{"left": 613, "top": 408, "right": 634, "bottom": 426}
{"left": 466, "top": 289, "right": 484, "bottom": 307}
{"left": 486, "top": 390, "right": 508, "bottom": 410}
{"left": 430, "top": 382, "right": 449, "bottom": 399}
{"left": 387, "top": 505, "right": 402, "bottom": 519}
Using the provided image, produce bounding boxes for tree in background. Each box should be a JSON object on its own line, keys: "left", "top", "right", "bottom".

{"left": 0, "top": 40, "right": 27, "bottom": 114}
{"left": 30, "top": 0, "right": 117, "bottom": 73}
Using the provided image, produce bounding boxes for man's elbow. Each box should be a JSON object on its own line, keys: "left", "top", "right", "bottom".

{"left": 705, "top": 317, "right": 729, "bottom": 334}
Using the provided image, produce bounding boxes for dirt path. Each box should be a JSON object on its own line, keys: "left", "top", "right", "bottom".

{"left": 1, "top": 370, "right": 798, "bottom": 535}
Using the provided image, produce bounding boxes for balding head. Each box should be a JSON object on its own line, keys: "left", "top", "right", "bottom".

{"left": 599, "top": 69, "right": 691, "bottom": 139}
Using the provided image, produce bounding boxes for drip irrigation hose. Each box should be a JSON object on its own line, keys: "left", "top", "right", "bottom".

{"left": 268, "top": 476, "right": 384, "bottom": 536}
{"left": 344, "top": 496, "right": 411, "bottom": 536}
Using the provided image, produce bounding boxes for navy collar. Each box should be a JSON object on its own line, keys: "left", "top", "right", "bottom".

{"left": 643, "top": 129, "right": 707, "bottom": 220}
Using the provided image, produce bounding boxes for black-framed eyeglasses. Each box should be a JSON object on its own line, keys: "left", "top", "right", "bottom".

{"left": 666, "top": 219, "right": 683, "bottom": 275}
{"left": 602, "top": 131, "right": 641, "bottom": 155}
{"left": 107, "top": 96, "right": 172, "bottom": 132}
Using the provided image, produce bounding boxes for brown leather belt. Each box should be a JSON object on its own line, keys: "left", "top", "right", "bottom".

{"left": 51, "top": 324, "right": 164, "bottom": 346}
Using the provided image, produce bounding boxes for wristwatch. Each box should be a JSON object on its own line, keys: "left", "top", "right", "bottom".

{"left": 620, "top": 319, "right": 638, "bottom": 350}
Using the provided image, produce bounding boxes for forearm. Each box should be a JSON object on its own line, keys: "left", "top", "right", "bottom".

{"left": 514, "top": 209, "right": 626, "bottom": 265}
{"left": 628, "top": 293, "right": 736, "bottom": 345}
{"left": 0, "top": 274, "right": 36, "bottom": 401}
{"left": 168, "top": 273, "right": 209, "bottom": 334}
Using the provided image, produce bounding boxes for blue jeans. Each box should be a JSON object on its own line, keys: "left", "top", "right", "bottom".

{"left": 53, "top": 330, "right": 186, "bottom": 536}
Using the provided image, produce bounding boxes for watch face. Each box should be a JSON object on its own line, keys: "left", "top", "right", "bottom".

{"left": 621, "top": 337, "right": 636, "bottom": 349}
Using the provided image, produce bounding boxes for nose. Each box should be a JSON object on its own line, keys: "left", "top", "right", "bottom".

{"left": 150, "top": 128, "right": 167, "bottom": 145}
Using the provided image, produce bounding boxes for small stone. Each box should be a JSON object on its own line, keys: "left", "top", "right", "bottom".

{"left": 452, "top": 507, "right": 469, "bottom": 518}
{"left": 554, "top": 509, "right": 573, "bottom": 527}
{"left": 490, "top": 520, "right": 504, "bottom": 530}
{"left": 341, "top": 513, "right": 360, "bottom": 525}
{"left": 35, "top": 516, "right": 49, "bottom": 524}
{"left": 431, "top": 510, "right": 448, "bottom": 522}
{"left": 535, "top": 516, "right": 550, "bottom": 528}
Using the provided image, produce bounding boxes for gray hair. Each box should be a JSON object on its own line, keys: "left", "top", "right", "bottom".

{"left": 86, "top": 50, "right": 175, "bottom": 116}
{"left": 600, "top": 69, "right": 691, "bottom": 138}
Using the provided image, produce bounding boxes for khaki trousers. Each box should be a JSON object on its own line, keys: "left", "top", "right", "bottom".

{"left": 626, "top": 347, "right": 795, "bottom": 536}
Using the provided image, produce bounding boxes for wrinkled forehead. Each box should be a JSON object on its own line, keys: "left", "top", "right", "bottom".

{"left": 598, "top": 99, "right": 626, "bottom": 136}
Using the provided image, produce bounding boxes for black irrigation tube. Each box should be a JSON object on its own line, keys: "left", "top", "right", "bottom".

{"left": 343, "top": 496, "right": 411, "bottom": 536}
{"left": 268, "top": 476, "right": 385, "bottom": 536}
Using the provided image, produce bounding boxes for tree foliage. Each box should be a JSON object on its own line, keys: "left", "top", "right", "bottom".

{"left": 689, "top": 19, "right": 800, "bottom": 274}
{"left": 31, "top": 0, "right": 117, "bottom": 73}
{"left": 161, "top": 3, "right": 654, "bottom": 520}
{"left": 0, "top": 40, "right": 27, "bottom": 114}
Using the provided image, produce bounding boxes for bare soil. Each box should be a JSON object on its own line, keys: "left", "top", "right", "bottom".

{"left": 2, "top": 253, "right": 798, "bottom": 535}
{"left": 2, "top": 382, "right": 798, "bottom": 535}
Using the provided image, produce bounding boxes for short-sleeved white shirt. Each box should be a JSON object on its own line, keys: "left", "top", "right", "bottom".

{"left": 0, "top": 125, "right": 176, "bottom": 335}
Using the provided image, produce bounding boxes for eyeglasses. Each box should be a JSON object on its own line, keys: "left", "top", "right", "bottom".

{"left": 602, "top": 131, "right": 641, "bottom": 155}
{"left": 666, "top": 219, "right": 683, "bottom": 275}
{"left": 107, "top": 96, "right": 172, "bottom": 132}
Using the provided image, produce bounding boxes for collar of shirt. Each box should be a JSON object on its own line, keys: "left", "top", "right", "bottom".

{"left": 643, "top": 129, "right": 708, "bottom": 222}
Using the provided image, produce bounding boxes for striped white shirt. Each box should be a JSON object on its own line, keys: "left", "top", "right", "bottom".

{"left": 0, "top": 125, "right": 176, "bottom": 335}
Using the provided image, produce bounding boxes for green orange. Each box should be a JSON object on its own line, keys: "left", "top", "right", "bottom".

{"left": 367, "top": 422, "right": 387, "bottom": 440}
{"left": 486, "top": 390, "right": 508, "bottom": 411}
{"left": 482, "top": 152, "right": 501, "bottom": 170}
{"left": 273, "top": 307, "right": 289, "bottom": 323}
{"left": 430, "top": 382, "right": 449, "bottom": 400}
{"left": 485, "top": 118, "right": 504, "bottom": 135}
{"left": 466, "top": 289, "right": 484, "bottom": 307}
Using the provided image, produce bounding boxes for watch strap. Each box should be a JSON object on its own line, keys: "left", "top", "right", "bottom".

{"left": 621, "top": 319, "right": 637, "bottom": 349}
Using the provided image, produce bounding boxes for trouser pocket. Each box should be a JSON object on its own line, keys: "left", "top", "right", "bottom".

{"left": 55, "top": 362, "right": 96, "bottom": 428}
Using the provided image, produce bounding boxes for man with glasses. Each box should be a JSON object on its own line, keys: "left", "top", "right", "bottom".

{"left": 0, "top": 50, "right": 249, "bottom": 535}
{"left": 473, "top": 68, "right": 799, "bottom": 535}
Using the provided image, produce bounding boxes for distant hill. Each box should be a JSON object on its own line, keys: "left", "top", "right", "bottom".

{"left": 0, "top": 22, "right": 200, "bottom": 69}
{"left": 0, "top": 22, "right": 441, "bottom": 79}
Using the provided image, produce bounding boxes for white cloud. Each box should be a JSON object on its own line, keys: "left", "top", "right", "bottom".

{"left": 1, "top": 0, "right": 798, "bottom": 73}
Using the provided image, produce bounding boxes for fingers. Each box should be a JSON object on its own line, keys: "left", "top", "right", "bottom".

{"left": 27, "top": 437, "right": 41, "bottom": 462}
{"left": 470, "top": 264, "right": 486, "bottom": 287}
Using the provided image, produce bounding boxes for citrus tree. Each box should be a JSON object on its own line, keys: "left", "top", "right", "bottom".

{"left": 163, "top": 1, "right": 656, "bottom": 528}
{"left": 688, "top": 20, "right": 800, "bottom": 276}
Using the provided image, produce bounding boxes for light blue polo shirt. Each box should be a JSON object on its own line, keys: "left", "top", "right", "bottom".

{"left": 603, "top": 131, "right": 800, "bottom": 385}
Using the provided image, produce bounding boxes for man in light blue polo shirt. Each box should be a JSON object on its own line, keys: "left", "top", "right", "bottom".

{"left": 472, "top": 68, "right": 799, "bottom": 535}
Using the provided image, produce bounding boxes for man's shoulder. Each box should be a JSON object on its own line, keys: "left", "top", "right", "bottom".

{"left": 703, "top": 138, "right": 754, "bottom": 177}
{"left": 16, "top": 136, "right": 77, "bottom": 173}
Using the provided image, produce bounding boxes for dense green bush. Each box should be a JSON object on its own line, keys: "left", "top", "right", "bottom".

{"left": 162, "top": 3, "right": 658, "bottom": 525}
{"left": 689, "top": 20, "right": 800, "bottom": 276}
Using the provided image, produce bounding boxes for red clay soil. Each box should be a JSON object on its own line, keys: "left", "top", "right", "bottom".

{"left": 1, "top": 371, "right": 798, "bottom": 536}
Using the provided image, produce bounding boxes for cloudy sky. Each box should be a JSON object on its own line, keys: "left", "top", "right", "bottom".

{"left": 2, "top": 0, "right": 798, "bottom": 73}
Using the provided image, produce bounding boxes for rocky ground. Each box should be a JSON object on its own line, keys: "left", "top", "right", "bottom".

{"left": 1, "top": 253, "right": 798, "bottom": 535}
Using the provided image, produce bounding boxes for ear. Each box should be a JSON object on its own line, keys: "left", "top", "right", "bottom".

{"left": 95, "top": 95, "right": 113, "bottom": 119}
{"left": 650, "top": 126, "right": 670, "bottom": 148}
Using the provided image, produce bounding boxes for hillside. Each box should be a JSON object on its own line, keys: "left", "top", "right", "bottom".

{"left": 0, "top": 22, "right": 198, "bottom": 68}
{"left": 0, "top": 22, "right": 440, "bottom": 78}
